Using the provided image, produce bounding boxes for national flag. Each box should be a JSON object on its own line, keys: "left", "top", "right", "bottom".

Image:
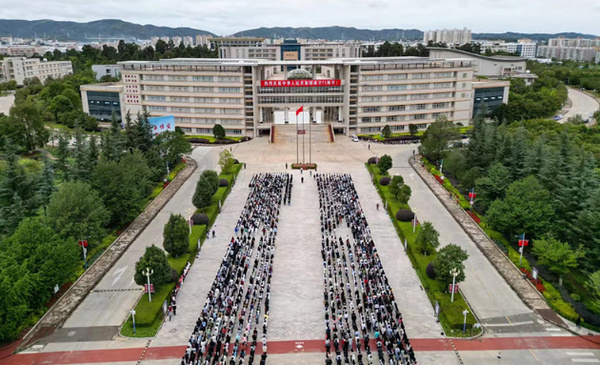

{"left": 518, "top": 239, "right": 529, "bottom": 247}
{"left": 296, "top": 106, "right": 303, "bottom": 116}
{"left": 78, "top": 240, "right": 88, "bottom": 247}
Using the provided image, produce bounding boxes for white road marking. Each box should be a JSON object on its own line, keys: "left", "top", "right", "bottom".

{"left": 567, "top": 353, "right": 595, "bottom": 356}
{"left": 484, "top": 321, "right": 534, "bottom": 327}
{"left": 571, "top": 359, "right": 600, "bottom": 363}
{"left": 545, "top": 327, "right": 562, "bottom": 331}
{"left": 111, "top": 266, "right": 128, "bottom": 287}
{"left": 409, "top": 173, "right": 415, "bottom": 180}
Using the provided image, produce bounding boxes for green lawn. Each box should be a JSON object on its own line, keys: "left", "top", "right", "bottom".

{"left": 366, "top": 163, "right": 481, "bottom": 337}
{"left": 185, "top": 135, "right": 243, "bottom": 143}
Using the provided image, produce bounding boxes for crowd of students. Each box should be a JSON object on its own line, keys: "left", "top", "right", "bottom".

{"left": 316, "top": 173, "right": 417, "bottom": 365}
{"left": 181, "top": 173, "right": 293, "bottom": 365}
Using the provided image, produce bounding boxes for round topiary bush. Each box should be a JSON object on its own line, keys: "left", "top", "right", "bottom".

{"left": 368, "top": 157, "right": 379, "bottom": 164}
{"left": 233, "top": 159, "right": 239, "bottom": 164}
{"left": 426, "top": 263, "right": 436, "bottom": 279}
{"left": 191, "top": 213, "right": 209, "bottom": 226}
{"left": 219, "top": 178, "right": 229, "bottom": 187}
{"left": 379, "top": 177, "right": 391, "bottom": 186}
{"left": 396, "top": 209, "right": 414, "bottom": 222}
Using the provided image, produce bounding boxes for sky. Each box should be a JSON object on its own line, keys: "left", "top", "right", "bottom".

{"left": 2, "top": 0, "right": 600, "bottom": 36}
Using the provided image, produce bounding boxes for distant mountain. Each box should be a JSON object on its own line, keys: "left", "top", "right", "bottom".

{"left": 0, "top": 19, "right": 215, "bottom": 41}
{"left": 233, "top": 26, "right": 424, "bottom": 41}
{"left": 472, "top": 32, "right": 600, "bottom": 42}
{"left": 0, "top": 20, "right": 597, "bottom": 44}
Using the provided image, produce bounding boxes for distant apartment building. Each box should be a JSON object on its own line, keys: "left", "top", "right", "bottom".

{"left": 92, "top": 64, "right": 123, "bottom": 81}
{"left": 217, "top": 38, "right": 362, "bottom": 61}
{"left": 183, "top": 36, "right": 195, "bottom": 47}
{"left": 423, "top": 28, "right": 472, "bottom": 45}
{"left": 480, "top": 41, "right": 537, "bottom": 59}
{"left": 536, "top": 37, "right": 600, "bottom": 62}
{"left": 80, "top": 56, "right": 507, "bottom": 137}
{"left": 0, "top": 57, "right": 73, "bottom": 85}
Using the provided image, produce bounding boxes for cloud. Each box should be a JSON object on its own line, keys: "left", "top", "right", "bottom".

{"left": 2, "top": 0, "right": 599, "bottom": 35}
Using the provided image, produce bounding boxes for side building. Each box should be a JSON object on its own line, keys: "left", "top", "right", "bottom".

{"left": 0, "top": 57, "right": 73, "bottom": 85}
{"left": 81, "top": 57, "right": 509, "bottom": 137}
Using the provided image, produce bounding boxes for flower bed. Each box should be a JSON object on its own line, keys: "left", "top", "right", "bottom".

{"left": 466, "top": 210, "right": 481, "bottom": 224}
{"left": 291, "top": 163, "right": 317, "bottom": 170}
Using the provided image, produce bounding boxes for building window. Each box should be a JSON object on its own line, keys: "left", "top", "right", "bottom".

{"left": 363, "top": 85, "right": 383, "bottom": 92}
{"left": 147, "top": 106, "right": 167, "bottom": 111}
{"left": 219, "top": 76, "right": 240, "bottom": 83}
{"left": 146, "top": 95, "right": 166, "bottom": 101}
{"left": 412, "top": 73, "right": 431, "bottom": 79}
{"left": 362, "top": 117, "right": 371, "bottom": 123}
{"left": 194, "top": 86, "right": 214, "bottom": 92}
{"left": 193, "top": 76, "right": 214, "bottom": 82}
{"left": 170, "top": 75, "right": 188, "bottom": 81}
{"left": 413, "top": 114, "right": 427, "bottom": 120}
{"left": 363, "top": 106, "right": 380, "bottom": 113}
{"left": 196, "top": 108, "right": 216, "bottom": 114}
{"left": 387, "top": 116, "right": 397, "bottom": 122}
{"left": 362, "top": 96, "right": 382, "bottom": 102}
{"left": 387, "top": 95, "right": 407, "bottom": 101}
{"left": 387, "top": 84, "right": 407, "bottom": 91}
{"left": 363, "top": 75, "right": 383, "bottom": 81}
{"left": 388, "top": 105, "right": 405, "bottom": 112}
{"left": 412, "top": 83, "right": 430, "bottom": 90}
{"left": 388, "top": 74, "right": 408, "bottom": 80}
{"left": 219, "top": 87, "right": 241, "bottom": 93}
{"left": 391, "top": 125, "right": 405, "bottom": 131}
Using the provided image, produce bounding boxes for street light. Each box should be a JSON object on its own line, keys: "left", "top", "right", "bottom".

{"left": 463, "top": 309, "right": 469, "bottom": 335}
{"left": 450, "top": 268, "right": 459, "bottom": 303}
{"left": 131, "top": 309, "right": 136, "bottom": 335}
{"left": 144, "top": 267, "right": 154, "bottom": 302}
{"left": 412, "top": 208, "right": 419, "bottom": 234}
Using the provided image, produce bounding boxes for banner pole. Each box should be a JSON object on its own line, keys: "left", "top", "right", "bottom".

{"left": 302, "top": 106, "right": 305, "bottom": 164}
{"left": 309, "top": 108, "right": 312, "bottom": 164}
{"left": 296, "top": 112, "right": 299, "bottom": 164}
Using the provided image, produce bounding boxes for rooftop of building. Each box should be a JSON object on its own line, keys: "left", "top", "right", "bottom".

{"left": 427, "top": 47, "right": 527, "bottom": 62}
{"left": 81, "top": 82, "right": 123, "bottom": 91}
{"left": 118, "top": 56, "right": 473, "bottom": 68}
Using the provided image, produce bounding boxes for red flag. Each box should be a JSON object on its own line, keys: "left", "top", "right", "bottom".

{"left": 78, "top": 240, "right": 88, "bottom": 247}
{"left": 296, "top": 106, "right": 303, "bottom": 116}
{"left": 518, "top": 239, "right": 529, "bottom": 247}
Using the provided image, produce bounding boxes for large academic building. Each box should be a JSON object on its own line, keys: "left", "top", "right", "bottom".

{"left": 81, "top": 56, "right": 509, "bottom": 137}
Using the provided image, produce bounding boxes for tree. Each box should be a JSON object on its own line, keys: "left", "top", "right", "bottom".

{"left": 133, "top": 245, "right": 172, "bottom": 288}
{"left": 55, "top": 131, "right": 71, "bottom": 179}
{"left": 36, "top": 155, "right": 55, "bottom": 212}
{"left": 155, "top": 130, "right": 192, "bottom": 166}
{"left": 388, "top": 175, "right": 404, "bottom": 201}
{"left": 397, "top": 185, "right": 412, "bottom": 205}
{"left": 6, "top": 100, "right": 49, "bottom": 151}
{"left": 419, "top": 116, "right": 460, "bottom": 162}
{"left": 474, "top": 162, "right": 512, "bottom": 211}
{"left": 193, "top": 177, "right": 215, "bottom": 209}
{"left": 213, "top": 124, "right": 226, "bottom": 140}
{"left": 486, "top": 176, "right": 555, "bottom": 239}
{"left": 415, "top": 221, "right": 440, "bottom": 255}
{"left": 49, "top": 95, "right": 74, "bottom": 121}
{"left": 381, "top": 125, "right": 392, "bottom": 139}
{"left": 201, "top": 170, "right": 220, "bottom": 195}
{"left": 408, "top": 123, "right": 418, "bottom": 137}
{"left": 163, "top": 214, "right": 189, "bottom": 257}
{"left": 532, "top": 237, "right": 583, "bottom": 285}
{"left": 587, "top": 271, "right": 600, "bottom": 301}
{"left": 432, "top": 244, "right": 469, "bottom": 285}
{"left": 91, "top": 150, "right": 152, "bottom": 226}
{"left": 101, "top": 112, "right": 125, "bottom": 162}
{"left": 46, "top": 181, "right": 110, "bottom": 245}
{"left": 218, "top": 149, "right": 235, "bottom": 174}
{"left": 377, "top": 154, "right": 393, "bottom": 175}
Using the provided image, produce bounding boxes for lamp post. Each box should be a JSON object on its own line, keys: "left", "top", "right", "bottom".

{"left": 412, "top": 208, "right": 419, "bottom": 233}
{"left": 463, "top": 309, "right": 469, "bottom": 335}
{"left": 131, "top": 309, "right": 136, "bottom": 335}
{"left": 439, "top": 159, "right": 444, "bottom": 181}
{"left": 144, "top": 267, "right": 154, "bottom": 302}
{"left": 450, "top": 268, "right": 459, "bottom": 303}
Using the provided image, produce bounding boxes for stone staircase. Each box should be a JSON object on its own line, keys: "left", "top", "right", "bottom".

{"left": 273, "top": 123, "right": 332, "bottom": 144}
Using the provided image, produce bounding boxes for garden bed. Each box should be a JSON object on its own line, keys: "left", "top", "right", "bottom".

{"left": 291, "top": 163, "right": 317, "bottom": 170}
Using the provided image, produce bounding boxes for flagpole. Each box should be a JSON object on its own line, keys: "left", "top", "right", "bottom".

{"left": 296, "top": 111, "right": 299, "bottom": 164}
{"left": 309, "top": 108, "right": 312, "bottom": 164}
{"left": 302, "top": 106, "right": 305, "bottom": 164}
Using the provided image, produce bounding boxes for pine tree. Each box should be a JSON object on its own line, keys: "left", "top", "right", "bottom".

{"left": 36, "top": 155, "right": 55, "bottom": 212}
{"left": 56, "top": 131, "right": 71, "bottom": 180}
{"left": 87, "top": 135, "right": 99, "bottom": 169}
{"left": 71, "top": 127, "right": 89, "bottom": 181}
{"left": 0, "top": 193, "right": 25, "bottom": 236}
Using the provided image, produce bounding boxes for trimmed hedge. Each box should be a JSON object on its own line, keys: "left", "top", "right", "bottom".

{"left": 191, "top": 213, "right": 209, "bottom": 225}
{"left": 368, "top": 157, "right": 379, "bottom": 164}
{"left": 379, "top": 177, "right": 391, "bottom": 186}
{"left": 396, "top": 209, "right": 414, "bottom": 222}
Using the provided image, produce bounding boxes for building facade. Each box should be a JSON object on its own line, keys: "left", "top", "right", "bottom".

{"left": 537, "top": 45, "right": 598, "bottom": 62}
{"left": 0, "top": 57, "right": 73, "bottom": 85}
{"left": 80, "top": 83, "right": 124, "bottom": 121}
{"left": 92, "top": 64, "right": 123, "bottom": 81}
{"left": 423, "top": 28, "right": 472, "bottom": 45}
{"left": 217, "top": 38, "right": 362, "bottom": 61}
{"left": 81, "top": 56, "right": 508, "bottom": 137}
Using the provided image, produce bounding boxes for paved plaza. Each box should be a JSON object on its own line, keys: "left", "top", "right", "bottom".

{"left": 7, "top": 132, "right": 600, "bottom": 365}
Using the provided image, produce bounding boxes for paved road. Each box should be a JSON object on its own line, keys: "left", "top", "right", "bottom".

{"left": 0, "top": 94, "right": 14, "bottom": 115}
{"left": 368, "top": 142, "right": 567, "bottom": 337}
{"left": 30, "top": 146, "right": 218, "bottom": 352}
{"left": 562, "top": 87, "right": 599, "bottom": 121}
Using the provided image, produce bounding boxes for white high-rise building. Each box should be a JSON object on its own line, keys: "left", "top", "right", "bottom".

{"left": 423, "top": 28, "right": 472, "bottom": 45}
{"left": 0, "top": 57, "right": 73, "bottom": 85}
{"left": 183, "top": 36, "right": 195, "bottom": 47}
